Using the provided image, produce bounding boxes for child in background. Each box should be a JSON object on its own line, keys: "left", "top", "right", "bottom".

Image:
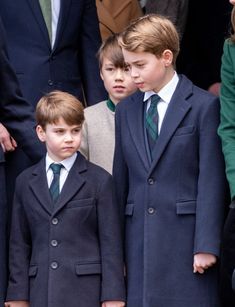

{"left": 5, "top": 91, "right": 125, "bottom": 307}
{"left": 80, "top": 33, "right": 137, "bottom": 174}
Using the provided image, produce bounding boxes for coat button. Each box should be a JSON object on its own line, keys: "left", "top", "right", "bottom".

{"left": 148, "top": 178, "right": 154, "bottom": 185}
{"left": 148, "top": 207, "right": 155, "bottom": 214}
{"left": 48, "top": 79, "right": 53, "bottom": 86}
{"left": 52, "top": 218, "right": 58, "bottom": 225}
{"left": 51, "top": 261, "right": 58, "bottom": 269}
{"left": 51, "top": 240, "right": 58, "bottom": 247}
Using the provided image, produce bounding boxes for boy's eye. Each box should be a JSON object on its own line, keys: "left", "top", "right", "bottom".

{"left": 55, "top": 129, "right": 64, "bottom": 134}
{"left": 105, "top": 67, "right": 114, "bottom": 72}
{"left": 73, "top": 128, "right": 81, "bottom": 133}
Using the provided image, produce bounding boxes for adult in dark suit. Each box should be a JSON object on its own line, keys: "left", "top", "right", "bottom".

{"left": 0, "top": 0, "right": 107, "bottom": 207}
{"left": 0, "top": 0, "right": 106, "bottom": 108}
{"left": 0, "top": 18, "right": 44, "bottom": 307}
{"left": 113, "top": 15, "right": 227, "bottom": 306}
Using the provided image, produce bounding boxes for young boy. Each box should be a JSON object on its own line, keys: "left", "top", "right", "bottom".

{"left": 113, "top": 14, "right": 227, "bottom": 307}
{"left": 80, "top": 33, "right": 137, "bottom": 174}
{"left": 5, "top": 91, "right": 125, "bottom": 307}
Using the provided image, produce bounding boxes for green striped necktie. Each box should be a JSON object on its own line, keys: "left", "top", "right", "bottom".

{"left": 146, "top": 94, "right": 161, "bottom": 152}
{"left": 49, "top": 163, "right": 63, "bottom": 203}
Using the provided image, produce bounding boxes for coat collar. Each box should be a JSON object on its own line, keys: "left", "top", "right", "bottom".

{"left": 29, "top": 152, "right": 87, "bottom": 215}
{"left": 126, "top": 75, "right": 193, "bottom": 173}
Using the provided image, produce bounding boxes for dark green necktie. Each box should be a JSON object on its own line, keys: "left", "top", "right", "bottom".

{"left": 146, "top": 94, "right": 161, "bottom": 152}
{"left": 39, "top": 0, "right": 52, "bottom": 42}
{"left": 49, "top": 163, "right": 63, "bottom": 203}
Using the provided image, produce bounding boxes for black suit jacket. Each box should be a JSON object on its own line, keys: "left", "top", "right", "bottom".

{"left": 0, "top": 0, "right": 106, "bottom": 107}
{"left": 0, "top": 17, "right": 44, "bottom": 307}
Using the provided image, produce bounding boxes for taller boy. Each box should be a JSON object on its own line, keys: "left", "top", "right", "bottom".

{"left": 113, "top": 14, "right": 227, "bottom": 307}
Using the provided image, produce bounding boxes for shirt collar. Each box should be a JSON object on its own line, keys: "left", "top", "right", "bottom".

{"left": 46, "top": 152, "right": 77, "bottom": 172}
{"left": 106, "top": 98, "right": 116, "bottom": 112}
{"left": 143, "top": 72, "right": 179, "bottom": 104}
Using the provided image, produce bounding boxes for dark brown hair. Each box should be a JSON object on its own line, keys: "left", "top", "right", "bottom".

{"left": 97, "top": 33, "right": 126, "bottom": 69}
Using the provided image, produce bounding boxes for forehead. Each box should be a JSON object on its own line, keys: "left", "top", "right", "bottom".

{"left": 122, "top": 49, "right": 158, "bottom": 63}
{"left": 102, "top": 57, "right": 115, "bottom": 65}
{"left": 46, "top": 117, "right": 80, "bottom": 129}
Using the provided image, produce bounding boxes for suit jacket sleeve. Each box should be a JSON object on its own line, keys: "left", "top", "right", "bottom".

{"left": 218, "top": 40, "right": 235, "bottom": 200}
{"left": 0, "top": 18, "right": 44, "bottom": 162}
{"left": 194, "top": 95, "right": 226, "bottom": 256}
{"left": 97, "top": 173, "right": 126, "bottom": 302}
{"left": 79, "top": 0, "right": 107, "bottom": 106}
{"left": 6, "top": 176, "right": 31, "bottom": 301}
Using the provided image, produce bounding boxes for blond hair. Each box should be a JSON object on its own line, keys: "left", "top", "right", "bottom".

{"left": 36, "top": 91, "right": 84, "bottom": 129}
{"left": 97, "top": 33, "right": 126, "bottom": 69}
{"left": 120, "top": 14, "right": 180, "bottom": 66}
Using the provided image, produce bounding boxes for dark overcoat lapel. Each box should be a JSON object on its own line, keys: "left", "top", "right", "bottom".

{"left": 29, "top": 158, "right": 52, "bottom": 215}
{"left": 126, "top": 77, "right": 193, "bottom": 173}
{"left": 149, "top": 77, "right": 192, "bottom": 174}
{"left": 126, "top": 91, "right": 149, "bottom": 171}
{"left": 28, "top": 154, "right": 87, "bottom": 215}
{"left": 26, "top": 0, "right": 51, "bottom": 48}
{"left": 55, "top": 154, "right": 86, "bottom": 214}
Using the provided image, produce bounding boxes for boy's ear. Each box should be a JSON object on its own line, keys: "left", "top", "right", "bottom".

{"left": 36, "top": 125, "right": 46, "bottom": 142}
{"left": 100, "top": 70, "right": 104, "bottom": 81}
{"left": 162, "top": 49, "right": 173, "bottom": 67}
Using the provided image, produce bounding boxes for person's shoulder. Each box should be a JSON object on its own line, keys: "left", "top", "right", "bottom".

{"left": 224, "top": 38, "right": 235, "bottom": 49}
{"left": 84, "top": 100, "right": 108, "bottom": 118}
{"left": 179, "top": 74, "right": 219, "bottom": 103}
{"left": 85, "top": 100, "right": 107, "bottom": 113}
{"left": 222, "top": 38, "right": 235, "bottom": 60}
{"left": 117, "top": 90, "right": 143, "bottom": 110}
{"left": 85, "top": 158, "right": 112, "bottom": 180}
{"left": 15, "top": 158, "right": 45, "bottom": 184}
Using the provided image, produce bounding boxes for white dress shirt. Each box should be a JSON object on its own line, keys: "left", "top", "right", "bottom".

{"left": 46, "top": 152, "right": 77, "bottom": 191}
{"left": 51, "top": 0, "right": 60, "bottom": 46}
{"left": 144, "top": 72, "right": 179, "bottom": 134}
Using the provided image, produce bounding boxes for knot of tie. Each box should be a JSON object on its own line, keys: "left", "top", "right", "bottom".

{"left": 149, "top": 94, "right": 161, "bottom": 109}
{"left": 50, "top": 163, "right": 63, "bottom": 174}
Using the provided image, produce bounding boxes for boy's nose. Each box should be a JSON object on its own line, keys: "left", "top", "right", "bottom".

{"left": 64, "top": 133, "right": 73, "bottom": 141}
{"left": 115, "top": 69, "right": 124, "bottom": 80}
{"left": 130, "top": 67, "right": 139, "bottom": 78}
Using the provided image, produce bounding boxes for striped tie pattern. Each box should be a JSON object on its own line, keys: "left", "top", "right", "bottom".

{"left": 49, "top": 163, "right": 63, "bottom": 203}
{"left": 146, "top": 94, "right": 160, "bottom": 152}
{"left": 39, "top": 0, "right": 52, "bottom": 41}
